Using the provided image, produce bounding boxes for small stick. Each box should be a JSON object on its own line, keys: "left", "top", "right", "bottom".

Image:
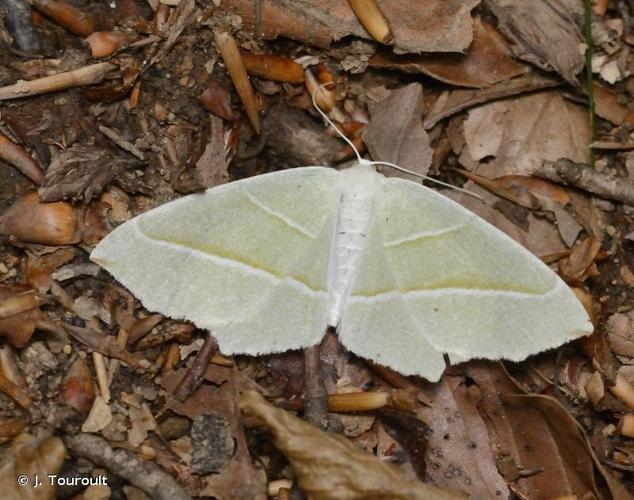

{"left": 92, "top": 351, "right": 110, "bottom": 403}
{"left": 213, "top": 30, "right": 261, "bottom": 134}
{"left": 0, "top": 132, "right": 44, "bottom": 183}
{"left": 107, "top": 327, "right": 129, "bottom": 384}
{"left": 64, "top": 433, "right": 191, "bottom": 500}
{"left": 533, "top": 158, "right": 634, "bottom": 205}
{"left": 0, "top": 62, "right": 115, "bottom": 101}
{"left": 98, "top": 125, "right": 145, "bottom": 160}
{"left": 347, "top": 0, "right": 393, "bottom": 44}
{"left": 303, "top": 342, "right": 328, "bottom": 428}
{"left": 171, "top": 332, "right": 217, "bottom": 401}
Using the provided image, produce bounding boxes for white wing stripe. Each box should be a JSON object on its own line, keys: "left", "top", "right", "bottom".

{"left": 133, "top": 221, "right": 324, "bottom": 296}
{"left": 384, "top": 223, "right": 466, "bottom": 247}
{"left": 349, "top": 282, "right": 560, "bottom": 303}
{"left": 245, "top": 192, "right": 318, "bottom": 239}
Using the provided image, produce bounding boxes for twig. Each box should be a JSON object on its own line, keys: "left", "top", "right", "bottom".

{"left": 303, "top": 342, "right": 328, "bottom": 429}
{"left": 583, "top": 0, "right": 596, "bottom": 166}
{"left": 64, "top": 433, "right": 192, "bottom": 500}
{"left": 92, "top": 352, "right": 110, "bottom": 403}
{"left": 0, "top": 0, "right": 42, "bottom": 53}
{"left": 0, "top": 132, "right": 44, "bottom": 183}
{"left": 98, "top": 125, "right": 145, "bottom": 160}
{"left": 533, "top": 159, "right": 634, "bottom": 205}
{"left": 172, "top": 332, "right": 217, "bottom": 402}
{"left": 0, "top": 62, "right": 115, "bottom": 100}
{"left": 63, "top": 323, "right": 142, "bottom": 367}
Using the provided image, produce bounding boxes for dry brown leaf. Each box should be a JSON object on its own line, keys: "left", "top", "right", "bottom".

{"left": 423, "top": 71, "right": 560, "bottom": 129}
{"left": 593, "top": 82, "right": 629, "bottom": 125}
{"left": 461, "top": 91, "right": 590, "bottom": 177}
{"left": 418, "top": 375, "right": 509, "bottom": 498}
{"left": 60, "top": 356, "right": 95, "bottom": 416}
{"left": 0, "top": 433, "right": 66, "bottom": 500}
{"left": 607, "top": 311, "right": 634, "bottom": 359}
{"left": 0, "top": 285, "right": 44, "bottom": 348}
{"left": 240, "top": 390, "right": 468, "bottom": 499}
{"left": 483, "top": 0, "right": 584, "bottom": 85}
{"left": 176, "top": 115, "right": 228, "bottom": 192}
{"left": 457, "top": 169, "right": 569, "bottom": 210}
{"left": 38, "top": 144, "right": 127, "bottom": 202}
{"left": 81, "top": 396, "right": 113, "bottom": 433}
{"left": 370, "top": 18, "right": 527, "bottom": 88}
{"left": 0, "top": 419, "right": 26, "bottom": 445}
{"left": 198, "top": 79, "right": 238, "bottom": 122}
{"left": 559, "top": 236, "right": 602, "bottom": 283}
{"left": 160, "top": 366, "right": 266, "bottom": 498}
{"left": 363, "top": 83, "right": 432, "bottom": 179}
{"left": 468, "top": 363, "right": 629, "bottom": 500}
{"left": 219, "top": 0, "right": 479, "bottom": 54}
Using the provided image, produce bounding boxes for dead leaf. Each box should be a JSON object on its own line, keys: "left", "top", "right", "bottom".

{"left": 0, "top": 419, "right": 26, "bottom": 445}
{"left": 60, "top": 357, "right": 96, "bottom": 416}
{"left": 370, "top": 18, "right": 527, "bottom": 88}
{"left": 418, "top": 375, "right": 509, "bottom": 498}
{"left": 0, "top": 285, "right": 44, "bottom": 348}
{"left": 461, "top": 91, "right": 590, "bottom": 176}
{"left": 483, "top": 0, "right": 585, "bottom": 85}
{"left": 559, "top": 236, "right": 602, "bottom": 283}
{"left": 467, "top": 363, "right": 627, "bottom": 500}
{"left": 176, "top": 115, "right": 228, "bottom": 192}
{"left": 0, "top": 434, "right": 66, "bottom": 500}
{"left": 198, "top": 79, "right": 238, "bottom": 122}
{"left": 219, "top": 0, "right": 480, "bottom": 54}
{"left": 38, "top": 144, "right": 128, "bottom": 202}
{"left": 457, "top": 169, "right": 569, "bottom": 210}
{"left": 607, "top": 311, "right": 634, "bottom": 359}
{"left": 553, "top": 204, "right": 583, "bottom": 248}
{"left": 161, "top": 366, "right": 266, "bottom": 498}
{"left": 363, "top": 83, "right": 432, "bottom": 179}
{"left": 240, "top": 390, "right": 468, "bottom": 499}
{"left": 423, "top": 71, "right": 560, "bottom": 129}
{"left": 82, "top": 396, "right": 113, "bottom": 433}
{"left": 128, "top": 403, "right": 157, "bottom": 448}
{"left": 593, "top": 81, "right": 629, "bottom": 125}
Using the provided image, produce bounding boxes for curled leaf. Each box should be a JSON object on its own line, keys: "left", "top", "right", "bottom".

{"left": 240, "top": 390, "right": 467, "bottom": 500}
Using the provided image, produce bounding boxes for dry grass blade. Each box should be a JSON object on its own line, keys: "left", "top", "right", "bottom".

{"left": 346, "top": 0, "right": 393, "bottom": 44}
{"left": 240, "top": 390, "right": 468, "bottom": 499}
{"left": 213, "top": 30, "right": 261, "bottom": 134}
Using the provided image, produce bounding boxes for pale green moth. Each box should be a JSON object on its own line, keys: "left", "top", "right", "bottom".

{"left": 91, "top": 95, "right": 592, "bottom": 382}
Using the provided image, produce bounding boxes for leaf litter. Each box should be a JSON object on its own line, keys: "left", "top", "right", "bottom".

{"left": 0, "top": 0, "right": 633, "bottom": 498}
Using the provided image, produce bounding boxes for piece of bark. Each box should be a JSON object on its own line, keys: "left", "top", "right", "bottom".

{"left": 0, "top": 0, "right": 42, "bottom": 53}
{"left": 423, "top": 71, "right": 560, "bottom": 129}
{"left": 263, "top": 104, "right": 341, "bottom": 167}
{"left": 176, "top": 115, "right": 228, "bottom": 192}
{"left": 363, "top": 83, "right": 431, "bottom": 179}
{"left": 38, "top": 143, "right": 126, "bottom": 202}
{"left": 534, "top": 158, "right": 634, "bottom": 206}
{"left": 190, "top": 413, "right": 235, "bottom": 475}
{"left": 607, "top": 311, "right": 634, "bottom": 359}
{"left": 64, "top": 433, "right": 191, "bottom": 500}
{"left": 370, "top": 18, "right": 527, "bottom": 88}
{"left": 483, "top": 0, "right": 584, "bottom": 85}
{"left": 218, "top": 0, "right": 479, "bottom": 54}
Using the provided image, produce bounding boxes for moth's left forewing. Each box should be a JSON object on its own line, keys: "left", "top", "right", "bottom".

{"left": 375, "top": 178, "right": 593, "bottom": 365}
